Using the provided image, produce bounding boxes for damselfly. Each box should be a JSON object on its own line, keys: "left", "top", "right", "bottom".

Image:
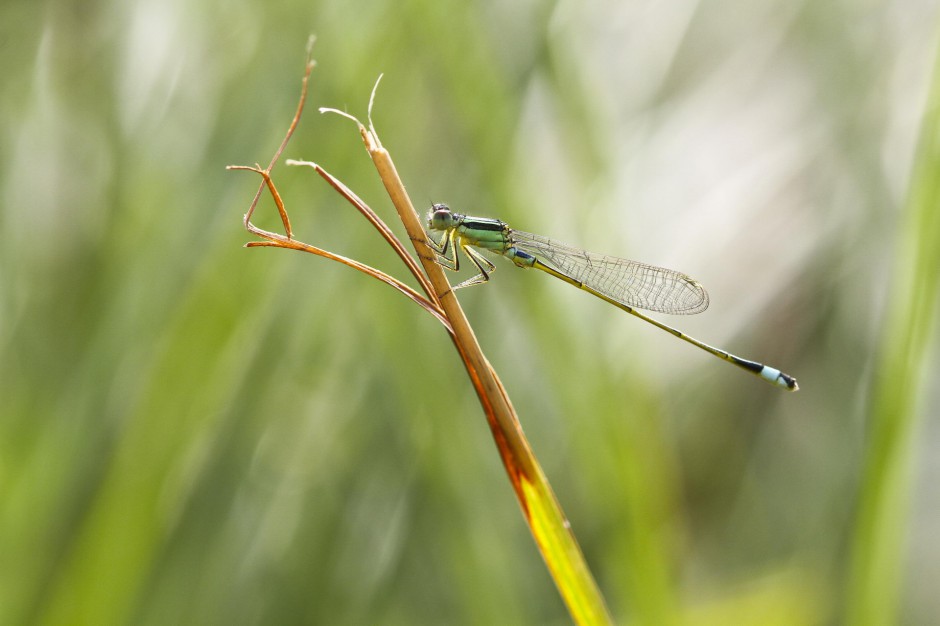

{"left": 426, "top": 204, "right": 798, "bottom": 391}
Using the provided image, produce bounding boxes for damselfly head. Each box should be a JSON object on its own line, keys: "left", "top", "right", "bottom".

{"left": 427, "top": 203, "right": 457, "bottom": 231}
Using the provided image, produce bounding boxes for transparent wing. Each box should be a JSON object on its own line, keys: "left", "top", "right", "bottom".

{"left": 510, "top": 229, "right": 709, "bottom": 315}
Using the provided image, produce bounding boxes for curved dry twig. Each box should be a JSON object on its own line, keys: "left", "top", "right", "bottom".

{"left": 286, "top": 159, "right": 438, "bottom": 304}
{"left": 228, "top": 164, "right": 450, "bottom": 330}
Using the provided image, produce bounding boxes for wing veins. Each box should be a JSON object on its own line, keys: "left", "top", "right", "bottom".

{"left": 510, "top": 230, "right": 709, "bottom": 315}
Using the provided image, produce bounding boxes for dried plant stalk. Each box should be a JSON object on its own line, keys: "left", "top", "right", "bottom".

{"left": 229, "top": 42, "right": 613, "bottom": 625}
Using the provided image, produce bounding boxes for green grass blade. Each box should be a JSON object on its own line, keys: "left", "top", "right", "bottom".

{"left": 844, "top": 36, "right": 940, "bottom": 626}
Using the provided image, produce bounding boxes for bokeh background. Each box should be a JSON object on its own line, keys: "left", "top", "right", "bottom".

{"left": 3, "top": 0, "right": 939, "bottom": 624}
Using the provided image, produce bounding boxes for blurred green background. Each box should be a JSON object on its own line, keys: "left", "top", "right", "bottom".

{"left": 3, "top": 0, "right": 939, "bottom": 624}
